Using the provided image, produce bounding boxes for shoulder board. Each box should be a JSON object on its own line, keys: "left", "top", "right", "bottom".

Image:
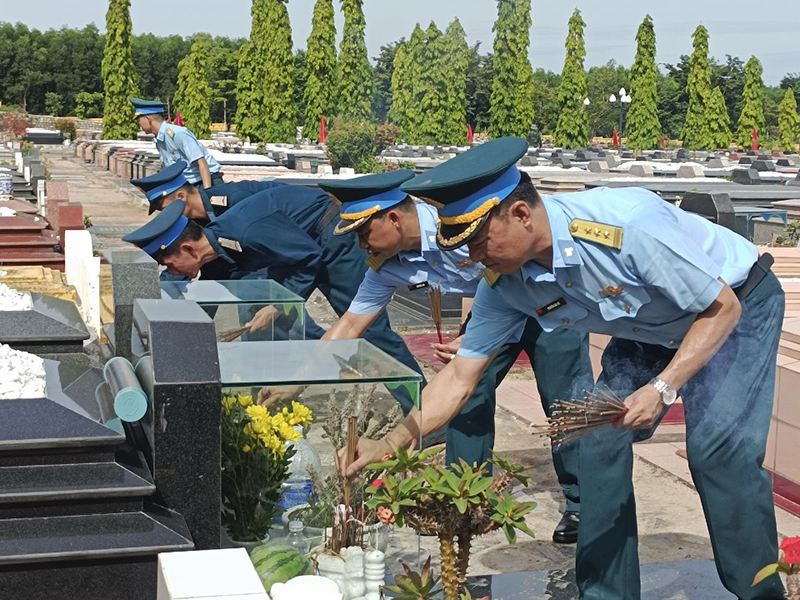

{"left": 217, "top": 237, "right": 242, "bottom": 252}
{"left": 209, "top": 195, "right": 228, "bottom": 207}
{"left": 166, "top": 128, "right": 175, "bottom": 138}
{"left": 481, "top": 268, "right": 501, "bottom": 287}
{"left": 366, "top": 255, "right": 386, "bottom": 271}
{"left": 569, "top": 219, "right": 623, "bottom": 250}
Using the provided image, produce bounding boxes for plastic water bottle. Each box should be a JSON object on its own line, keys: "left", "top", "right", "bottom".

{"left": 287, "top": 520, "right": 311, "bottom": 554}
{"left": 277, "top": 427, "right": 322, "bottom": 513}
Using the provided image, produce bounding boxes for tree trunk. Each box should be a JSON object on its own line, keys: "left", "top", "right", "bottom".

{"left": 456, "top": 532, "right": 472, "bottom": 585}
{"left": 439, "top": 532, "right": 460, "bottom": 600}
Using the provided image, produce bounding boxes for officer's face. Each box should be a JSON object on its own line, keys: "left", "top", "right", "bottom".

{"left": 467, "top": 202, "right": 533, "bottom": 274}
{"left": 160, "top": 247, "right": 202, "bottom": 278}
{"left": 355, "top": 215, "right": 402, "bottom": 258}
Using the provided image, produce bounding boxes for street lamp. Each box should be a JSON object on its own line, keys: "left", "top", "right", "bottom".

{"left": 608, "top": 87, "right": 632, "bottom": 139}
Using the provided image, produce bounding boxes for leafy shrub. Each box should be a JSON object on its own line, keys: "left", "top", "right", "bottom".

{"left": 55, "top": 118, "right": 77, "bottom": 141}
{"left": 0, "top": 108, "right": 32, "bottom": 138}
{"left": 325, "top": 121, "right": 378, "bottom": 173}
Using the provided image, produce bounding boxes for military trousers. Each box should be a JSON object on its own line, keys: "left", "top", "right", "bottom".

{"left": 576, "top": 272, "right": 785, "bottom": 599}
{"left": 446, "top": 318, "right": 593, "bottom": 511}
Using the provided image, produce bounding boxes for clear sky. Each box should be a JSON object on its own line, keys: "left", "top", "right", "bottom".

{"left": 3, "top": 1, "right": 798, "bottom": 85}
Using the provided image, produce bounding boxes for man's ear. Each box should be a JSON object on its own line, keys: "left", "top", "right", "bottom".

{"left": 510, "top": 200, "right": 533, "bottom": 226}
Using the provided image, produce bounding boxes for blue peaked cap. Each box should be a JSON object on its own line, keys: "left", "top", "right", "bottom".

{"left": 131, "top": 161, "right": 189, "bottom": 214}
{"left": 122, "top": 200, "right": 189, "bottom": 257}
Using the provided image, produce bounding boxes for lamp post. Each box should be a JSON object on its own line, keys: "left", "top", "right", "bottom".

{"left": 608, "top": 87, "right": 632, "bottom": 138}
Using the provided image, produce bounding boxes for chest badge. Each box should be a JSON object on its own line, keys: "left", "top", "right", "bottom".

{"left": 535, "top": 297, "right": 567, "bottom": 317}
{"left": 408, "top": 281, "right": 430, "bottom": 292}
{"left": 600, "top": 285, "right": 624, "bottom": 298}
{"left": 458, "top": 259, "right": 474, "bottom": 267}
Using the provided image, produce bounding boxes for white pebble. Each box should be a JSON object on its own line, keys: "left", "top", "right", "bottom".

{"left": 0, "top": 343, "right": 47, "bottom": 399}
{"left": 0, "top": 283, "right": 33, "bottom": 311}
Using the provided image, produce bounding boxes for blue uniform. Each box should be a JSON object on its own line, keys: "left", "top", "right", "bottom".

{"left": 460, "top": 187, "right": 783, "bottom": 600}
{"left": 155, "top": 121, "right": 221, "bottom": 185}
{"left": 202, "top": 185, "right": 424, "bottom": 391}
{"left": 198, "top": 180, "right": 286, "bottom": 220}
{"left": 349, "top": 202, "right": 591, "bottom": 507}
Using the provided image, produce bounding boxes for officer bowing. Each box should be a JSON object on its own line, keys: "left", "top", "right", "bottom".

{"left": 339, "top": 137, "right": 785, "bottom": 600}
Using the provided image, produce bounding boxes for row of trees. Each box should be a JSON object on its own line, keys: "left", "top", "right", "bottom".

{"left": 2, "top": 1, "right": 799, "bottom": 147}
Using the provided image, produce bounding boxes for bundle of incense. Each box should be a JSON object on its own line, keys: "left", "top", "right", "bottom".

{"left": 427, "top": 285, "right": 443, "bottom": 344}
{"left": 217, "top": 324, "right": 250, "bottom": 343}
{"left": 536, "top": 388, "right": 628, "bottom": 447}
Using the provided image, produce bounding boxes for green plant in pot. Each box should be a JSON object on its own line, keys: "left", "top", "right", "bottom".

{"left": 366, "top": 449, "right": 536, "bottom": 600}
{"left": 221, "top": 392, "right": 313, "bottom": 544}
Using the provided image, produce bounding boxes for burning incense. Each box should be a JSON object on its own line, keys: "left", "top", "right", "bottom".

{"left": 217, "top": 324, "right": 251, "bottom": 342}
{"left": 427, "top": 285, "right": 443, "bottom": 344}
{"left": 535, "top": 387, "right": 628, "bottom": 447}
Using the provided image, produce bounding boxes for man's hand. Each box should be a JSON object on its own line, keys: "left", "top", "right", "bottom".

{"left": 257, "top": 385, "right": 302, "bottom": 408}
{"left": 432, "top": 335, "right": 464, "bottom": 364}
{"left": 613, "top": 384, "right": 663, "bottom": 430}
{"left": 246, "top": 306, "right": 280, "bottom": 333}
{"left": 336, "top": 437, "right": 393, "bottom": 479}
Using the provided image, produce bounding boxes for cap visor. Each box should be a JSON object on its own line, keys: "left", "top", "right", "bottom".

{"left": 437, "top": 214, "right": 490, "bottom": 250}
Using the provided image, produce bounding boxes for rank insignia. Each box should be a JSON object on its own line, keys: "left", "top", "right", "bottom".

{"left": 366, "top": 255, "right": 386, "bottom": 271}
{"left": 166, "top": 128, "right": 175, "bottom": 138}
{"left": 600, "top": 285, "right": 624, "bottom": 298}
{"left": 217, "top": 237, "right": 242, "bottom": 252}
{"left": 209, "top": 195, "right": 228, "bottom": 207}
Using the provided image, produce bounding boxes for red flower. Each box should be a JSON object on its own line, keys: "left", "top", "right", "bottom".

{"left": 376, "top": 506, "right": 396, "bottom": 525}
{"left": 371, "top": 478, "right": 383, "bottom": 489}
{"left": 781, "top": 536, "right": 800, "bottom": 564}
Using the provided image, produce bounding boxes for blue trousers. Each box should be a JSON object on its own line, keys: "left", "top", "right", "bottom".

{"left": 577, "top": 272, "right": 785, "bottom": 599}
{"left": 446, "top": 318, "right": 593, "bottom": 509}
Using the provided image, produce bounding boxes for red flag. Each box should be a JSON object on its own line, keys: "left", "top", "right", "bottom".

{"left": 467, "top": 124, "right": 474, "bottom": 143}
{"left": 659, "top": 135, "right": 665, "bottom": 148}
{"left": 320, "top": 115, "right": 326, "bottom": 144}
{"left": 751, "top": 127, "right": 758, "bottom": 151}
{"left": 167, "top": 115, "right": 173, "bottom": 124}
{"left": 613, "top": 127, "right": 619, "bottom": 147}
{"left": 175, "top": 111, "right": 183, "bottom": 127}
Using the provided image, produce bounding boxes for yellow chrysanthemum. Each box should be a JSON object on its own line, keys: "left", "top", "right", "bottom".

{"left": 287, "top": 401, "right": 313, "bottom": 426}
{"left": 246, "top": 405, "right": 268, "bottom": 421}
{"left": 238, "top": 394, "right": 254, "bottom": 407}
{"left": 221, "top": 396, "right": 236, "bottom": 413}
{"left": 242, "top": 444, "right": 251, "bottom": 453}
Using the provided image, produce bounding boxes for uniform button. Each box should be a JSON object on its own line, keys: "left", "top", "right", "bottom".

{"left": 456, "top": 279, "right": 463, "bottom": 284}
{"left": 632, "top": 327, "right": 640, "bottom": 332}
{"left": 623, "top": 305, "right": 631, "bottom": 313}
{"left": 565, "top": 282, "right": 573, "bottom": 288}
{"left": 669, "top": 340, "right": 676, "bottom": 346}
{"left": 562, "top": 318, "right": 570, "bottom": 324}
{"left": 433, "top": 261, "right": 440, "bottom": 267}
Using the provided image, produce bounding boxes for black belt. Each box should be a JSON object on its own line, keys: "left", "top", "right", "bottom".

{"left": 314, "top": 199, "right": 341, "bottom": 235}
{"left": 734, "top": 253, "right": 773, "bottom": 300}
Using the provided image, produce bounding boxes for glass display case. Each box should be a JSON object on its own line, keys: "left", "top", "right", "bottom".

{"left": 160, "top": 279, "right": 306, "bottom": 341}
{"left": 218, "top": 338, "right": 423, "bottom": 560}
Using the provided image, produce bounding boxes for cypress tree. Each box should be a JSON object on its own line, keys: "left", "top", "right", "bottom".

{"left": 735, "top": 56, "right": 765, "bottom": 148}
{"left": 626, "top": 14, "right": 661, "bottom": 150}
{"left": 261, "top": 0, "right": 296, "bottom": 142}
{"left": 489, "top": 0, "right": 535, "bottom": 138}
{"left": 682, "top": 25, "right": 711, "bottom": 150}
{"left": 303, "top": 0, "right": 337, "bottom": 141}
{"left": 389, "top": 40, "right": 413, "bottom": 133}
{"left": 235, "top": 0, "right": 269, "bottom": 141}
{"left": 441, "top": 18, "right": 469, "bottom": 145}
{"left": 101, "top": 0, "right": 139, "bottom": 139}
{"left": 337, "top": 0, "right": 373, "bottom": 122}
{"left": 554, "top": 9, "right": 589, "bottom": 148}
{"left": 412, "top": 22, "right": 448, "bottom": 145}
{"left": 403, "top": 24, "right": 427, "bottom": 140}
{"left": 703, "top": 87, "right": 731, "bottom": 150}
{"left": 778, "top": 88, "right": 800, "bottom": 151}
{"left": 174, "top": 39, "right": 212, "bottom": 139}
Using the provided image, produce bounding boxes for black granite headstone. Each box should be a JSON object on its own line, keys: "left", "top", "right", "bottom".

{"left": 731, "top": 168, "right": 761, "bottom": 185}
{"left": 680, "top": 191, "right": 735, "bottom": 231}
{"left": 751, "top": 160, "right": 776, "bottom": 172}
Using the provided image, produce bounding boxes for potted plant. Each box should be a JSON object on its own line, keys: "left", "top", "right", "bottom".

{"left": 753, "top": 536, "right": 800, "bottom": 598}
{"left": 366, "top": 448, "right": 536, "bottom": 600}
{"left": 220, "top": 392, "right": 313, "bottom": 548}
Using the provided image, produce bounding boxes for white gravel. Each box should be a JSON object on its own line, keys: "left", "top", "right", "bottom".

{"left": 0, "top": 207, "right": 17, "bottom": 217}
{"left": 0, "top": 283, "right": 33, "bottom": 311}
{"left": 0, "top": 343, "right": 47, "bottom": 399}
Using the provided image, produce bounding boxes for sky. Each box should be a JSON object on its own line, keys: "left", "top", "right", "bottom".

{"left": 3, "top": 1, "right": 799, "bottom": 85}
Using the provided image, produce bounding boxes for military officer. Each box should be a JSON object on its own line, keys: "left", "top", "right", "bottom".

{"left": 339, "top": 137, "right": 785, "bottom": 600}
{"left": 131, "top": 160, "right": 283, "bottom": 219}
{"left": 121, "top": 189, "right": 424, "bottom": 414}
{"left": 130, "top": 98, "right": 223, "bottom": 190}
{"left": 315, "top": 169, "right": 591, "bottom": 543}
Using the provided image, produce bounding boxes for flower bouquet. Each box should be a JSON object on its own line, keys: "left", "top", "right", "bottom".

{"left": 221, "top": 393, "right": 313, "bottom": 543}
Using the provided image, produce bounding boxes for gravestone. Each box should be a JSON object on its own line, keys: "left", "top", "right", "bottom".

{"left": 676, "top": 148, "right": 689, "bottom": 159}
{"left": 680, "top": 191, "right": 735, "bottom": 231}
{"left": 751, "top": 160, "right": 776, "bottom": 172}
{"left": 629, "top": 163, "right": 654, "bottom": 177}
{"left": 756, "top": 153, "right": 772, "bottom": 161}
{"left": 317, "top": 164, "right": 334, "bottom": 176}
{"left": 776, "top": 158, "right": 792, "bottom": 167}
{"left": 676, "top": 164, "right": 704, "bottom": 178}
{"left": 707, "top": 158, "right": 727, "bottom": 169}
{"left": 622, "top": 151, "right": 633, "bottom": 159}
{"left": 102, "top": 249, "right": 161, "bottom": 362}
{"left": 605, "top": 155, "right": 621, "bottom": 168}
{"left": 635, "top": 156, "right": 647, "bottom": 161}
{"left": 738, "top": 157, "right": 753, "bottom": 165}
{"left": 520, "top": 156, "right": 537, "bottom": 167}
{"left": 788, "top": 173, "right": 800, "bottom": 187}
{"left": 587, "top": 160, "right": 609, "bottom": 173}
{"left": 730, "top": 168, "right": 761, "bottom": 185}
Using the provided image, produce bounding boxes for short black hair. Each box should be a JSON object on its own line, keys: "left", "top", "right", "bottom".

{"left": 155, "top": 220, "right": 204, "bottom": 261}
{"left": 494, "top": 172, "right": 541, "bottom": 218}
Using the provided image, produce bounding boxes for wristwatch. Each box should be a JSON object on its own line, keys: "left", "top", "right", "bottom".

{"left": 648, "top": 377, "right": 677, "bottom": 406}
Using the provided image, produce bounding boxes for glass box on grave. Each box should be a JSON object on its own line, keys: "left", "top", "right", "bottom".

{"left": 160, "top": 279, "right": 306, "bottom": 341}
{"left": 217, "top": 338, "right": 424, "bottom": 573}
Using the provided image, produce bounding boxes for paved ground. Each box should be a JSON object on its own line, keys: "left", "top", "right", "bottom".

{"left": 47, "top": 148, "right": 800, "bottom": 598}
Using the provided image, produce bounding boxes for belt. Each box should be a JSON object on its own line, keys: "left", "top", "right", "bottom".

{"left": 314, "top": 199, "right": 341, "bottom": 235}
{"left": 734, "top": 253, "right": 773, "bottom": 300}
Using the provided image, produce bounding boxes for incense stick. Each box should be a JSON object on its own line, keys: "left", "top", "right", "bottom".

{"left": 217, "top": 324, "right": 250, "bottom": 342}
{"left": 536, "top": 387, "right": 628, "bottom": 447}
{"left": 344, "top": 416, "right": 358, "bottom": 510}
{"left": 427, "top": 286, "right": 443, "bottom": 344}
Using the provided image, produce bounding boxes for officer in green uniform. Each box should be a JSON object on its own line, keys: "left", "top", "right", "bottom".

{"left": 313, "top": 169, "right": 591, "bottom": 543}
{"left": 339, "top": 137, "right": 785, "bottom": 600}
